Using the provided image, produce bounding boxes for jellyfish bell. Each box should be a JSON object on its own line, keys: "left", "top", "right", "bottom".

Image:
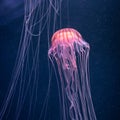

{"left": 48, "top": 28, "right": 97, "bottom": 120}
{"left": 50, "top": 28, "right": 89, "bottom": 48}
{"left": 51, "top": 28, "right": 82, "bottom": 45}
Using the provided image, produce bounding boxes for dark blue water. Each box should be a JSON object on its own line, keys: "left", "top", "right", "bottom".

{"left": 0, "top": 0, "right": 120, "bottom": 120}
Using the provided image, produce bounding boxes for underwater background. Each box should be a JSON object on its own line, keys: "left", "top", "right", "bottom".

{"left": 0, "top": 0, "right": 120, "bottom": 120}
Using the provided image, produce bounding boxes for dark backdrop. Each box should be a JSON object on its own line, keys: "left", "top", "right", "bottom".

{"left": 0, "top": 0, "right": 120, "bottom": 120}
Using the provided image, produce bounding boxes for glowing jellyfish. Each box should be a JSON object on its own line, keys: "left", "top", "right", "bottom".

{"left": 48, "top": 28, "right": 97, "bottom": 120}
{"left": 0, "top": 0, "right": 97, "bottom": 120}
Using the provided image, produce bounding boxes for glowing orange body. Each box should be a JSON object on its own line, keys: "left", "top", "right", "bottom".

{"left": 51, "top": 28, "right": 82, "bottom": 46}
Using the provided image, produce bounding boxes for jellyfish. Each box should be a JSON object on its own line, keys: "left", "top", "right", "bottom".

{"left": 0, "top": 0, "right": 97, "bottom": 120}
{"left": 48, "top": 28, "right": 97, "bottom": 120}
